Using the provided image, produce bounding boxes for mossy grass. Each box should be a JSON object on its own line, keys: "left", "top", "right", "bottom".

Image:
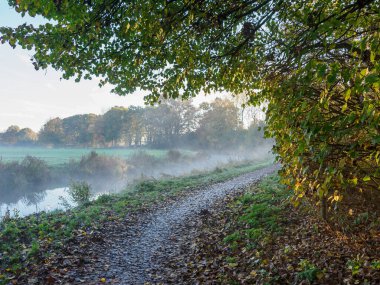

{"left": 224, "top": 174, "right": 291, "bottom": 246}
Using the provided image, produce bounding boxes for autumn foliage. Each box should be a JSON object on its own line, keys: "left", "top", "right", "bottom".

{"left": 0, "top": 0, "right": 379, "bottom": 216}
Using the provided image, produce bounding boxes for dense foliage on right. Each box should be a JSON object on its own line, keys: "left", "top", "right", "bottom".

{"left": 259, "top": 1, "right": 380, "bottom": 219}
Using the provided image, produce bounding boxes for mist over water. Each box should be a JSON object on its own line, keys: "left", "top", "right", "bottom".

{"left": 127, "top": 146, "right": 274, "bottom": 179}
{"left": 0, "top": 142, "right": 274, "bottom": 217}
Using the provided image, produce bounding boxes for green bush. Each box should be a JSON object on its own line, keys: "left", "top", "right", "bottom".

{"left": 0, "top": 156, "right": 51, "bottom": 204}
{"left": 68, "top": 151, "right": 127, "bottom": 179}
{"left": 68, "top": 181, "right": 91, "bottom": 206}
{"left": 135, "top": 180, "right": 157, "bottom": 192}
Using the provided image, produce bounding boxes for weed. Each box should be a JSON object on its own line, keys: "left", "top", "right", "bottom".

{"left": 297, "top": 259, "right": 321, "bottom": 282}
{"left": 370, "top": 260, "right": 380, "bottom": 270}
{"left": 223, "top": 232, "right": 241, "bottom": 243}
{"left": 353, "top": 212, "right": 369, "bottom": 225}
{"left": 135, "top": 180, "right": 157, "bottom": 192}
{"left": 96, "top": 194, "right": 113, "bottom": 204}
{"left": 246, "top": 228, "right": 263, "bottom": 241}
{"left": 347, "top": 256, "right": 363, "bottom": 276}
{"left": 226, "top": 256, "right": 236, "bottom": 263}
{"left": 28, "top": 241, "right": 39, "bottom": 257}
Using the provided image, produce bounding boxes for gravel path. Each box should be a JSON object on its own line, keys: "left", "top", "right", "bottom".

{"left": 83, "top": 165, "right": 278, "bottom": 284}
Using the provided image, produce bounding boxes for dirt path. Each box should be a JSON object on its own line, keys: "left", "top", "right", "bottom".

{"left": 78, "top": 165, "right": 278, "bottom": 284}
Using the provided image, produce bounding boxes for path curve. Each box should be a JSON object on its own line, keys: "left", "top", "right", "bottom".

{"left": 83, "top": 164, "right": 279, "bottom": 284}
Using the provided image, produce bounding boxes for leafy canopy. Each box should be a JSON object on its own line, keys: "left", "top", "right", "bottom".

{"left": 1, "top": 0, "right": 379, "bottom": 210}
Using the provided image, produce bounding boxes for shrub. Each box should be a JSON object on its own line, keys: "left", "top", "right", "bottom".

{"left": 20, "top": 156, "right": 50, "bottom": 184}
{"left": 0, "top": 157, "right": 50, "bottom": 204}
{"left": 68, "top": 151, "right": 127, "bottom": 179}
{"left": 68, "top": 181, "right": 91, "bottom": 206}
{"left": 166, "top": 150, "right": 182, "bottom": 162}
{"left": 127, "top": 151, "right": 158, "bottom": 168}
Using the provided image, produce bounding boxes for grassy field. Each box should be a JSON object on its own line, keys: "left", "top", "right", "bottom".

{"left": 0, "top": 146, "right": 192, "bottom": 166}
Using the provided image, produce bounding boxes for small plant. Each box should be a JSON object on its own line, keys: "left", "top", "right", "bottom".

{"left": 297, "top": 259, "right": 322, "bottom": 282}
{"left": 353, "top": 212, "right": 369, "bottom": 225}
{"left": 96, "top": 194, "right": 113, "bottom": 204}
{"left": 223, "top": 232, "right": 241, "bottom": 243}
{"left": 1, "top": 208, "right": 11, "bottom": 223}
{"left": 28, "top": 240, "right": 39, "bottom": 257}
{"left": 68, "top": 181, "right": 91, "bottom": 206}
{"left": 347, "top": 256, "right": 363, "bottom": 276}
{"left": 283, "top": 245, "right": 292, "bottom": 254}
{"left": 370, "top": 260, "right": 380, "bottom": 270}
{"left": 214, "top": 167, "right": 223, "bottom": 173}
{"left": 246, "top": 228, "right": 263, "bottom": 241}
{"left": 135, "top": 180, "right": 157, "bottom": 192}
{"left": 226, "top": 256, "right": 236, "bottom": 263}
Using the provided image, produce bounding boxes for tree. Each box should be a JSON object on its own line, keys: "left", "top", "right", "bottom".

{"left": 1, "top": 125, "right": 21, "bottom": 144}
{"left": 39, "top": 118, "right": 64, "bottom": 145}
{"left": 143, "top": 99, "right": 198, "bottom": 147}
{"left": 17, "top": 128, "right": 38, "bottom": 144}
{"left": 197, "top": 98, "right": 242, "bottom": 149}
{"left": 62, "top": 114, "right": 99, "bottom": 146}
{"left": 1, "top": 0, "right": 379, "bottom": 215}
{"left": 0, "top": 126, "right": 37, "bottom": 145}
{"left": 124, "top": 106, "right": 145, "bottom": 146}
{"left": 100, "top": 106, "right": 129, "bottom": 146}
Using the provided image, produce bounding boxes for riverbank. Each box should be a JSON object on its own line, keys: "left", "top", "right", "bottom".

{"left": 0, "top": 161, "right": 273, "bottom": 284}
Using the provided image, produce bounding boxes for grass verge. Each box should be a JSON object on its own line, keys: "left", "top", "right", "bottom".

{"left": 172, "top": 174, "right": 379, "bottom": 284}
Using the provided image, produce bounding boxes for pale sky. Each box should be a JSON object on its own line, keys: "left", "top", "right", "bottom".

{"left": 0, "top": 2, "right": 223, "bottom": 132}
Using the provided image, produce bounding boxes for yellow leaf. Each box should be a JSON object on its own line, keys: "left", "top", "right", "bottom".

{"left": 363, "top": 176, "right": 371, "bottom": 182}
{"left": 344, "top": 89, "right": 351, "bottom": 101}
{"left": 100, "top": 278, "right": 106, "bottom": 283}
{"left": 333, "top": 194, "right": 341, "bottom": 202}
{"left": 370, "top": 51, "right": 375, "bottom": 63}
{"left": 293, "top": 199, "right": 300, "bottom": 207}
{"left": 250, "top": 270, "right": 257, "bottom": 277}
{"left": 261, "top": 259, "right": 269, "bottom": 265}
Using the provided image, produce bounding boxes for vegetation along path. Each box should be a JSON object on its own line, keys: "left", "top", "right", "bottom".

{"left": 75, "top": 164, "right": 279, "bottom": 284}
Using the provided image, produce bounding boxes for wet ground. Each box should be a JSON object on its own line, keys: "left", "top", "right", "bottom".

{"left": 76, "top": 165, "right": 278, "bottom": 284}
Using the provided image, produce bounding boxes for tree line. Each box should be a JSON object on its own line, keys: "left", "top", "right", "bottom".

{"left": 0, "top": 98, "right": 265, "bottom": 149}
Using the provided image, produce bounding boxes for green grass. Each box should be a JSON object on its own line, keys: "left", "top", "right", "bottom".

{"left": 0, "top": 160, "right": 272, "bottom": 283}
{"left": 0, "top": 146, "right": 192, "bottom": 166}
{"left": 224, "top": 175, "right": 290, "bottom": 246}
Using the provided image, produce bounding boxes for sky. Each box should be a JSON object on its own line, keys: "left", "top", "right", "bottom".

{"left": 0, "top": 2, "right": 223, "bottom": 132}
